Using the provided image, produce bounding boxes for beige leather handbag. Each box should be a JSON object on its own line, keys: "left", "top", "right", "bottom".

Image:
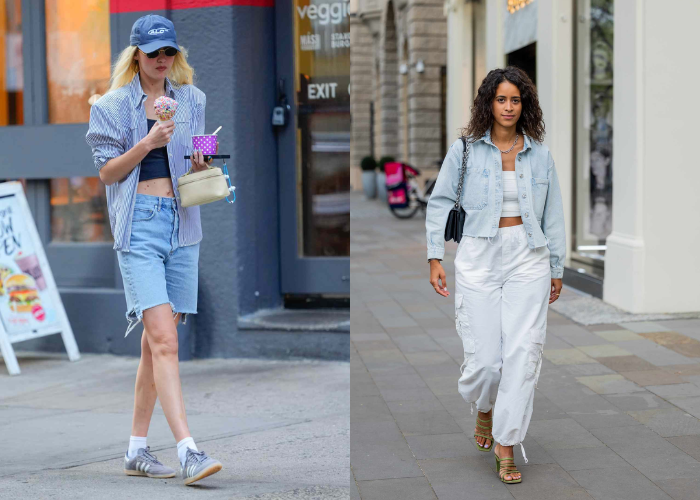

{"left": 177, "top": 164, "right": 235, "bottom": 207}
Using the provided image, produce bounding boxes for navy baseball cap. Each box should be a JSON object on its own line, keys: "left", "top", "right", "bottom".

{"left": 130, "top": 14, "right": 179, "bottom": 53}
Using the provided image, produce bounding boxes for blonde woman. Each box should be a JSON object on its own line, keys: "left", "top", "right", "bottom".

{"left": 86, "top": 14, "right": 222, "bottom": 486}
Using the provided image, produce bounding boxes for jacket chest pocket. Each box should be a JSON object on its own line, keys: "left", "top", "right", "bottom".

{"left": 531, "top": 177, "right": 548, "bottom": 220}
{"left": 461, "top": 167, "right": 489, "bottom": 210}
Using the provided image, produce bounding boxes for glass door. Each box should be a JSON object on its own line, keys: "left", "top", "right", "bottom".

{"left": 276, "top": 0, "right": 350, "bottom": 294}
{"left": 574, "top": 0, "right": 614, "bottom": 278}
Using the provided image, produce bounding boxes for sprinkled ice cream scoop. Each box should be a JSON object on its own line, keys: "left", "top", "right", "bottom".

{"left": 154, "top": 96, "right": 178, "bottom": 121}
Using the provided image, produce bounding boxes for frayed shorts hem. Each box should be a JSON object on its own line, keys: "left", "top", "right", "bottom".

{"left": 124, "top": 300, "right": 197, "bottom": 338}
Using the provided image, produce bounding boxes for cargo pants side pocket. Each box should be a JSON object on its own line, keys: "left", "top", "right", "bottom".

{"left": 455, "top": 293, "right": 476, "bottom": 374}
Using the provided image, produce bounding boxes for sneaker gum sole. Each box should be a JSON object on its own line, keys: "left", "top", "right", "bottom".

{"left": 184, "top": 462, "right": 223, "bottom": 485}
{"left": 125, "top": 469, "right": 176, "bottom": 479}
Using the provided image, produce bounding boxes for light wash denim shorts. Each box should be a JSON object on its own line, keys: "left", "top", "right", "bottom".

{"left": 117, "top": 193, "right": 199, "bottom": 338}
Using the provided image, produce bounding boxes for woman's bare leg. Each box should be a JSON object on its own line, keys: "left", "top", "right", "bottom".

{"left": 141, "top": 304, "right": 191, "bottom": 442}
{"left": 131, "top": 312, "right": 183, "bottom": 437}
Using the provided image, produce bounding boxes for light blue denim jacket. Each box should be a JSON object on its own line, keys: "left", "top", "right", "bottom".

{"left": 426, "top": 129, "right": 566, "bottom": 279}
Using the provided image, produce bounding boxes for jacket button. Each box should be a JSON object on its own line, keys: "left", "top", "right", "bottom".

{"left": 518, "top": 157, "right": 522, "bottom": 161}
{"left": 525, "top": 212, "right": 529, "bottom": 217}
{"left": 528, "top": 232, "right": 532, "bottom": 236}
{"left": 522, "top": 193, "right": 526, "bottom": 198}
{"left": 519, "top": 173, "right": 523, "bottom": 178}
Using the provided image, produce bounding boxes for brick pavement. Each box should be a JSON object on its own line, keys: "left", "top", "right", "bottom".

{"left": 350, "top": 192, "right": 700, "bottom": 500}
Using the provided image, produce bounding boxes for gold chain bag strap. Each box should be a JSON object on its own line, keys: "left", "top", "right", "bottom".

{"left": 177, "top": 161, "right": 235, "bottom": 207}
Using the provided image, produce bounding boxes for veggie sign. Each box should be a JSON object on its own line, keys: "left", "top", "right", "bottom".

{"left": 0, "top": 182, "right": 79, "bottom": 375}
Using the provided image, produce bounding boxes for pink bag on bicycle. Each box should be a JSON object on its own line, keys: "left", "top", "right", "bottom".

{"left": 385, "top": 162, "right": 409, "bottom": 209}
{"left": 384, "top": 162, "right": 405, "bottom": 189}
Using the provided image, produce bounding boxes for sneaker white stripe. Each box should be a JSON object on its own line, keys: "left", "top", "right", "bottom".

{"left": 145, "top": 463, "right": 150, "bottom": 473}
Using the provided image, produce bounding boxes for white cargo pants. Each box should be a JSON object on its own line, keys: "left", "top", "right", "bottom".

{"left": 454, "top": 223, "right": 550, "bottom": 460}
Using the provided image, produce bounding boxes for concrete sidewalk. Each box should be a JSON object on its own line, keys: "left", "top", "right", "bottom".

{"left": 0, "top": 352, "right": 349, "bottom": 499}
{"left": 350, "top": 192, "right": 700, "bottom": 500}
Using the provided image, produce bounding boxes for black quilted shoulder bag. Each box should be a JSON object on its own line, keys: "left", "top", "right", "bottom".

{"left": 444, "top": 136, "right": 471, "bottom": 243}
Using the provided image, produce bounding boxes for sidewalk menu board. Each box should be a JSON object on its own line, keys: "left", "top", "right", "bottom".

{"left": 0, "top": 181, "right": 79, "bottom": 375}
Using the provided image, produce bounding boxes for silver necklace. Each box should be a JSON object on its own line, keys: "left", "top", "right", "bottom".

{"left": 495, "top": 133, "right": 518, "bottom": 154}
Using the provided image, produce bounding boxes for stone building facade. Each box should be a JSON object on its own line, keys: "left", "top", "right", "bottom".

{"left": 350, "top": 0, "right": 447, "bottom": 189}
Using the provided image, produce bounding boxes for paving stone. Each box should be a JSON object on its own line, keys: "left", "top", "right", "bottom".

{"left": 577, "top": 344, "right": 633, "bottom": 358}
{"left": 353, "top": 340, "right": 398, "bottom": 352}
{"left": 618, "top": 321, "right": 672, "bottom": 333}
{"left": 377, "top": 316, "right": 419, "bottom": 329}
{"left": 620, "top": 370, "right": 686, "bottom": 386}
{"left": 547, "top": 446, "right": 629, "bottom": 471}
{"left": 423, "top": 375, "right": 460, "bottom": 397}
{"left": 665, "top": 435, "right": 700, "bottom": 461}
{"left": 575, "top": 374, "right": 646, "bottom": 395}
{"left": 530, "top": 393, "right": 569, "bottom": 421}
{"left": 378, "top": 387, "right": 443, "bottom": 402}
{"left": 613, "top": 340, "right": 698, "bottom": 367}
{"left": 655, "top": 477, "right": 700, "bottom": 500}
{"left": 356, "top": 477, "right": 437, "bottom": 500}
{"left": 527, "top": 418, "right": 604, "bottom": 450}
{"left": 627, "top": 408, "right": 700, "bottom": 437}
{"left": 402, "top": 350, "right": 455, "bottom": 366}
{"left": 372, "top": 373, "right": 429, "bottom": 392}
{"left": 602, "top": 393, "right": 675, "bottom": 411}
{"left": 351, "top": 476, "right": 361, "bottom": 500}
{"left": 638, "top": 331, "right": 699, "bottom": 346}
{"left": 351, "top": 333, "right": 392, "bottom": 342}
{"left": 352, "top": 396, "right": 396, "bottom": 423}
{"left": 593, "top": 329, "right": 645, "bottom": 342}
{"left": 404, "top": 432, "right": 478, "bottom": 459}
{"left": 417, "top": 457, "right": 514, "bottom": 500}
{"left": 508, "top": 436, "right": 556, "bottom": 465}
{"left": 597, "top": 355, "right": 659, "bottom": 372}
{"left": 412, "top": 362, "right": 460, "bottom": 379}
{"left": 352, "top": 380, "right": 382, "bottom": 397}
{"left": 351, "top": 438, "right": 426, "bottom": 481}
{"left": 541, "top": 335, "right": 572, "bottom": 349}
{"left": 570, "top": 466, "right": 673, "bottom": 500}
{"left": 567, "top": 407, "right": 643, "bottom": 430}
{"left": 387, "top": 397, "right": 444, "bottom": 415}
{"left": 384, "top": 326, "right": 428, "bottom": 338}
{"left": 591, "top": 425, "right": 689, "bottom": 463}
{"left": 663, "top": 364, "right": 700, "bottom": 376}
{"left": 393, "top": 410, "right": 463, "bottom": 437}
{"left": 664, "top": 343, "right": 700, "bottom": 358}
{"left": 543, "top": 349, "right": 598, "bottom": 365}
{"left": 503, "top": 463, "right": 593, "bottom": 499}
{"left": 667, "top": 397, "right": 700, "bottom": 419}
{"left": 646, "top": 383, "right": 700, "bottom": 399}
{"left": 587, "top": 324, "right": 629, "bottom": 332}
{"left": 562, "top": 363, "right": 616, "bottom": 376}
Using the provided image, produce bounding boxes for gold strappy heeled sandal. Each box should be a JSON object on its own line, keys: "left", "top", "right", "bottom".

{"left": 474, "top": 415, "right": 493, "bottom": 451}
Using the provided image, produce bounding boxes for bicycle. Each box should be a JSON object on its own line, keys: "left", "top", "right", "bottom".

{"left": 388, "top": 161, "right": 440, "bottom": 219}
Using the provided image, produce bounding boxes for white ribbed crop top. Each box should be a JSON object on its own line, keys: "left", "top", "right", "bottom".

{"left": 501, "top": 170, "right": 520, "bottom": 217}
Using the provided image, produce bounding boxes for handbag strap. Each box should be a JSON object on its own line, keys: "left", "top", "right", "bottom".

{"left": 454, "top": 136, "right": 470, "bottom": 209}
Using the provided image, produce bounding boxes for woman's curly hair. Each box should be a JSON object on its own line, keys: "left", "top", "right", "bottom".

{"left": 460, "top": 66, "right": 545, "bottom": 144}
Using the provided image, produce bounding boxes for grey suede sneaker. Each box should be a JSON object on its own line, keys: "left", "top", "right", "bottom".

{"left": 124, "top": 446, "right": 176, "bottom": 478}
{"left": 180, "top": 448, "right": 223, "bottom": 485}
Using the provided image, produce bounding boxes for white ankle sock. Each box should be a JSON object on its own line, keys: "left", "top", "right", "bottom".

{"left": 127, "top": 436, "right": 147, "bottom": 459}
{"left": 177, "top": 437, "right": 198, "bottom": 467}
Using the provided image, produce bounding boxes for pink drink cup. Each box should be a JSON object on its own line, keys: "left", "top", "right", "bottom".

{"left": 192, "top": 135, "right": 218, "bottom": 155}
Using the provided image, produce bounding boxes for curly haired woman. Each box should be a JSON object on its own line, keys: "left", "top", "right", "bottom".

{"left": 425, "top": 66, "right": 566, "bottom": 483}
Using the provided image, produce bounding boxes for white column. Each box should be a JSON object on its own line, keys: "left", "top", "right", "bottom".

{"left": 445, "top": 1, "right": 473, "bottom": 146}
{"left": 537, "top": 0, "right": 574, "bottom": 275}
{"left": 484, "top": 0, "right": 504, "bottom": 70}
{"left": 604, "top": 0, "right": 700, "bottom": 313}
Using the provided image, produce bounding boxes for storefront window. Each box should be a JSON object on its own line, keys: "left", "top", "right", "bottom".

{"left": 45, "top": 0, "right": 110, "bottom": 124}
{"left": 574, "top": 0, "right": 613, "bottom": 273}
{"left": 50, "top": 177, "right": 112, "bottom": 243}
{"left": 294, "top": 0, "right": 350, "bottom": 257}
{"left": 0, "top": 0, "right": 24, "bottom": 126}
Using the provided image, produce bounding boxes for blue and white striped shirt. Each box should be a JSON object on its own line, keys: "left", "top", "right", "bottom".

{"left": 86, "top": 72, "right": 205, "bottom": 252}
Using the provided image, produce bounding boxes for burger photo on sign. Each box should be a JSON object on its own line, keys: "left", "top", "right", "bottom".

{"left": 0, "top": 266, "right": 15, "bottom": 296}
{"left": 4, "top": 274, "right": 41, "bottom": 313}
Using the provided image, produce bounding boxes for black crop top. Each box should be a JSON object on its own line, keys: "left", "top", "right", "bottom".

{"left": 139, "top": 119, "right": 171, "bottom": 182}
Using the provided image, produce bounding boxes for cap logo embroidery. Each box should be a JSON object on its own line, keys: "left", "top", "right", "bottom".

{"left": 148, "top": 28, "right": 169, "bottom": 35}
